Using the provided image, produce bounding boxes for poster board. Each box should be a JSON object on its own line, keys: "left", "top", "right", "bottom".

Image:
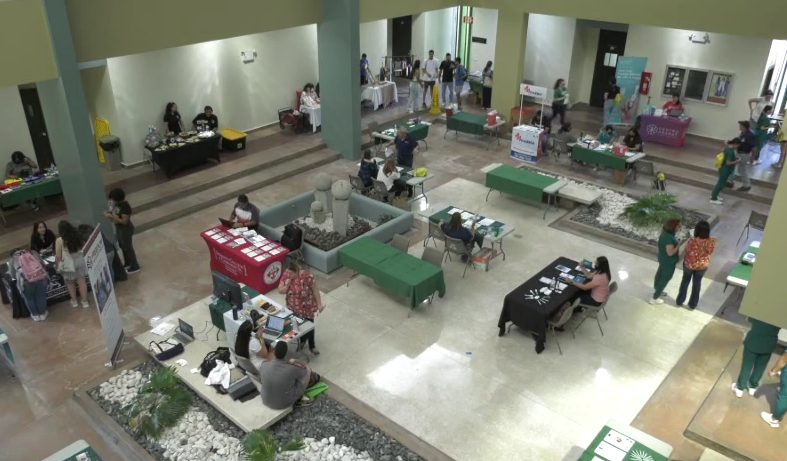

{"left": 662, "top": 65, "right": 733, "bottom": 106}
{"left": 662, "top": 66, "right": 686, "bottom": 96}
{"left": 510, "top": 124, "right": 541, "bottom": 163}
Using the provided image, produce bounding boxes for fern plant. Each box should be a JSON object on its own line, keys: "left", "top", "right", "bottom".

{"left": 621, "top": 193, "right": 682, "bottom": 228}
{"left": 125, "top": 366, "right": 192, "bottom": 439}
{"left": 243, "top": 429, "right": 305, "bottom": 461}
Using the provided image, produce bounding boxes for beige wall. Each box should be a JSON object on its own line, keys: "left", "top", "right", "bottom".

{"left": 0, "top": 86, "right": 36, "bottom": 159}
{"left": 0, "top": 0, "right": 56, "bottom": 88}
{"left": 567, "top": 25, "right": 599, "bottom": 105}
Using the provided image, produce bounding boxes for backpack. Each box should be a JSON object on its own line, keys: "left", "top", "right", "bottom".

{"left": 200, "top": 346, "right": 231, "bottom": 377}
{"left": 15, "top": 250, "right": 47, "bottom": 283}
{"left": 714, "top": 151, "right": 725, "bottom": 169}
{"left": 281, "top": 224, "right": 303, "bottom": 251}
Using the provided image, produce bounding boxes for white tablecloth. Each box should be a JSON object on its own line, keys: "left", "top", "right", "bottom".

{"left": 361, "top": 82, "right": 398, "bottom": 110}
{"left": 302, "top": 105, "right": 321, "bottom": 132}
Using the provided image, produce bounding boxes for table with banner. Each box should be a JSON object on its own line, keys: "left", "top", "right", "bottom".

{"left": 570, "top": 144, "right": 646, "bottom": 185}
{"left": 640, "top": 114, "right": 692, "bottom": 147}
{"left": 338, "top": 237, "right": 445, "bottom": 308}
{"left": 0, "top": 175, "right": 62, "bottom": 221}
{"left": 201, "top": 226, "right": 289, "bottom": 294}
{"left": 149, "top": 134, "right": 221, "bottom": 178}
{"left": 510, "top": 124, "right": 542, "bottom": 163}
{"left": 579, "top": 421, "right": 672, "bottom": 461}
{"left": 361, "top": 82, "right": 398, "bottom": 109}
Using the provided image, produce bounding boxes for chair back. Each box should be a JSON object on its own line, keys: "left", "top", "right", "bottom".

{"left": 444, "top": 236, "right": 471, "bottom": 257}
{"left": 371, "top": 180, "right": 389, "bottom": 200}
{"left": 635, "top": 160, "right": 655, "bottom": 176}
{"left": 552, "top": 304, "right": 574, "bottom": 327}
{"left": 428, "top": 220, "right": 446, "bottom": 243}
{"left": 391, "top": 234, "right": 410, "bottom": 252}
{"left": 295, "top": 90, "right": 303, "bottom": 109}
{"left": 421, "top": 247, "right": 443, "bottom": 267}
{"left": 349, "top": 175, "right": 368, "bottom": 192}
{"left": 608, "top": 281, "right": 618, "bottom": 295}
{"left": 748, "top": 210, "right": 768, "bottom": 231}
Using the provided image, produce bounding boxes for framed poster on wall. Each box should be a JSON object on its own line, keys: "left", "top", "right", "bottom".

{"left": 705, "top": 71, "right": 733, "bottom": 105}
{"left": 662, "top": 66, "right": 686, "bottom": 96}
{"left": 684, "top": 69, "right": 710, "bottom": 101}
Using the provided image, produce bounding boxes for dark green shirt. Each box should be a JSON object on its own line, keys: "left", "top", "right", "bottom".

{"left": 657, "top": 231, "right": 678, "bottom": 266}
{"left": 554, "top": 88, "right": 567, "bottom": 104}
{"left": 743, "top": 318, "right": 779, "bottom": 354}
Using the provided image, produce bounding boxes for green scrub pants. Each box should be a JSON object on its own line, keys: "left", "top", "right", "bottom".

{"left": 711, "top": 166, "right": 734, "bottom": 200}
{"left": 652, "top": 263, "right": 676, "bottom": 299}
{"left": 775, "top": 369, "right": 787, "bottom": 420}
{"left": 736, "top": 347, "right": 771, "bottom": 391}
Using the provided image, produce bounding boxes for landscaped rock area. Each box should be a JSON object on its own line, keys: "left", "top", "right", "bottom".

{"left": 295, "top": 214, "right": 391, "bottom": 251}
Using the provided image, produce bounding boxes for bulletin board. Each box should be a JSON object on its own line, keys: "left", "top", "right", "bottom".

{"left": 662, "top": 65, "right": 733, "bottom": 106}
{"left": 662, "top": 66, "right": 686, "bottom": 96}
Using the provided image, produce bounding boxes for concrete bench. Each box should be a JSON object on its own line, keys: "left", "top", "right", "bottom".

{"left": 557, "top": 183, "right": 602, "bottom": 206}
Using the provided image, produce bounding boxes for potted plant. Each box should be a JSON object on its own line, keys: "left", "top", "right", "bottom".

{"left": 621, "top": 193, "right": 682, "bottom": 228}
{"left": 242, "top": 429, "right": 305, "bottom": 461}
{"left": 125, "top": 366, "right": 192, "bottom": 439}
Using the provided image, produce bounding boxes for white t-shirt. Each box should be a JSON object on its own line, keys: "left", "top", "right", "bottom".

{"left": 423, "top": 59, "right": 439, "bottom": 82}
{"left": 248, "top": 336, "right": 264, "bottom": 370}
{"left": 235, "top": 206, "right": 252, "bottom": 222}
{"left": 377, "top": 168, "right": 400, "bottom": 191}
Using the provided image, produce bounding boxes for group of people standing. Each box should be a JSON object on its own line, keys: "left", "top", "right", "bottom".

{"left": 406, "top": 50, "right": 486, "bottom": 112}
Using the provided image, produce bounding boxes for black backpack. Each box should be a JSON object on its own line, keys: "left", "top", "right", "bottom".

{"left": 199, "top": 346, "right": 231, "bottom": 377}
{"left": 281, "top": 224, "right": 303, "bottom": 251}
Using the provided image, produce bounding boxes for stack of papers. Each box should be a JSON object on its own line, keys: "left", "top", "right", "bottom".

{"left": 478, "top": 218, "right": 495, "bottom": 227}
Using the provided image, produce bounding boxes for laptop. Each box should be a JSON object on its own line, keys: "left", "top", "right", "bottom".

{"left": 262, "top": 315, "right": 286, "bottom": 337}
{"left": 173, "top": 318, "right": 194, "bottom": 344}
{"left": 219, "top": 217, "right": 235, "bottom": 228}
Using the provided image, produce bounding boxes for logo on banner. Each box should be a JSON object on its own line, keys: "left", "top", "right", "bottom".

{"left": 513, "top": 131, "right": 537, "bottom": 148}
{"left": 264, "top": 261, "right": 283, "bottom": 285}
{"left": 519, "top": 83, "right": 547, "bottom": 99}
{"left": 213, "top": 249, "right": 248, "bottom": 277}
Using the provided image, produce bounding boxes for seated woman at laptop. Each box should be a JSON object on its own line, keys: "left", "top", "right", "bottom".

{"left": 623, "top": 126, "right": 643, "bottom": 152}
{"left": 227, "top": 194, "right": 260, "bottom": 229}
{"left": 234, "top": 320, "right": 272, "bottom": 371}
{"left": 440, "top": 212, "right": 482, "bottom": 261}
{"left": 567, "top": 256, "right": 611, "bottom": 309}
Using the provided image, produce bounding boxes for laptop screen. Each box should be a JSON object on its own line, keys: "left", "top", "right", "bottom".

{"left": 266, "top": 315, "right": 285, "bottom": 332}
{"left": 178, "top": 318, "right": 194, "bottom": 338}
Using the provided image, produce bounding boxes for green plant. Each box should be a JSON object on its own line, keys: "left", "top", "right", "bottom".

{"left": 242, "top": 429, "right": 305, "bottom": 461}
{"left": 621, "top": 193, "right": 682, "bottom": 228}
{"left": 125, "top": 366, "right": 192, "bottom": 439}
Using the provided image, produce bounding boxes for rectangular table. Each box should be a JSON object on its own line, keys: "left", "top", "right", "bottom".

{"left": 372, "top": 121, "right": 431, "bottom": 152}
{"left": 357, "top": 157, "right": 435, "bottom": 203}
{"left": 570, "top": 144, "right": 645, "bottom": 185}
{"left": 201, "top": 226, "right": 289, "bottom": 294}
{"left": 149, "top": 135, "right": 221, "bottom": 178}
{"left": 339, "top": 237, "right": 446, "bottom": 308}
{"left": 725, "top": 241, "right": 760, "bottom": 291}
{"left": 445, "top": 112, "right": 505, "bottom": 149}
{"left": 485, "top": 165, "right": 564, "bottom": 219}
{"left": 640, "top": 114, "right": 692, "bottom": 147}
{"left": 498, "top": 256, "right": 580, "bottom": 353}
{"left": 361, "top": 82, "right": 398, "bottom": 109}
{"left": 579, "top": 421, "right": 671, "bottom": 461}
{"left": 428, "top": 205, "right": 513, "bottom": 262}
{"left": 0, "top": 175, "right": 62, "bottom": 212}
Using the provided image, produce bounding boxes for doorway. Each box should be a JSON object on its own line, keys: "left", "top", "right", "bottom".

{"left": 589, "top": 30, "right": 628, "bottom": 107}
{"left": 19, "top": 87, "right": 55, "bottom": 168}
{"left": 392, "top": 16, "right": 412, "bottom": 57}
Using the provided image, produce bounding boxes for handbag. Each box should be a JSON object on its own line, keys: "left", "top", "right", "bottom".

{"left": 483, "top": 76, "right": 493, "bottom": 88}
{"left": 200, "top": 346, "right": 231, "bottom": 377}
{"left": 149, "top": 340, "right": 184, "bottom": 361}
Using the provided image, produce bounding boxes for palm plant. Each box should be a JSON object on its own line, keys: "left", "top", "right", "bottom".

{"left": 243, "top": 429, "right": 305, "bottom": 461}
{"left": 621, "top": 193, "right": 682, "bottom": 228}
{"left": 125, "top": 366, "right": 192, "bottom": 439}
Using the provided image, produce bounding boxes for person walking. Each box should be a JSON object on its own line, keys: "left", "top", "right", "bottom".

{"left": 761, "top": 352, "right": 787, "bottom": 428}
{"left": 710, "top": 138, "right": 741, "bottom": 204}
{"left": 278, "top": 260, "right": 324, "bottom": 356}
{"left": 675, "top": 220, "right": 716, "bottom": 309}
{"left": 603, "top": 78, "right": 620, "bottom": 125}
{"left": 55, "top": 220, "right": 90, "bottom": 308}
{"left": 422, "top": 50, "right": 439, "bottom": 109}
{"left": 408, "top": 60, "right": 422, "bottom": 114}
{"left": 736, "top": 120, "right": 756, "bottom": 192}
{"left": 649, "top": 218, "right": 681, "bottom": 305}
{"left": 453, "top": 57, "right": 468, "bottom": 110}
{"left": 755, "top": 105, "right": 773, "bottom": 165}
{"left": 105, "top": 188, "right": 141, "bottom": 274}
{"left": 748, "top": 89, "right": 774, "bottom": 165}
{"left": 481, "top": 61, "right": 493, "bottom": 110}
{"left": 438, "top": 53, "right": 456, "bottom": 108}
{"left": 732, "top": 317, "right": 779, "bottom": 398}
{"left": 552, "top": 79, "right": 568, "bottom": 126}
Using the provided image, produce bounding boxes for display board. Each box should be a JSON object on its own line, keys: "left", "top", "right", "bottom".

{"left": 662, "top": 66, "right": 686, "bottom": 96}
{"left": 684, "top": 69, "right": 709, "bottom": 101}
{"left": 663, "top": 65, "right": 733, "bottom": 106}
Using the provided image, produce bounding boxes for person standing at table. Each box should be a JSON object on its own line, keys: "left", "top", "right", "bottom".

{"left": 756, "top": 105, "right": 773, "bottom": 162}
{"left": 602, "top": 78, "right": 620, "bottom": 125}
{"left": 552, "top": 79, "right": 569, "bottom": 126}
{"left": 390, "top": 126, "right": 418, "bottom": 168}
{"left": 228, "top": 194, "right": 260, "bottom": 230}
{"left": 732, "top": 317, "right": 779, "bottom": 398}
{"left": 192, "top": 105, "right": 218, "bottom": 132}
{"left": 55, "top": 220, "right": 90, "bottom": 309}
{"left": 440, "top": 212, "right": 482, "bottom": 261}
{"left": 675, "top": 220, "right": 716, "bottom": 309}
{"left": 278, "top": 261, "right": 324, "bottom": 356}
{"left": 408, "top": 60, "right": 423, "bottom": 114}
{"left": 30, "top": 221, "right": 56, "bottom": 255}
{"left": 748, "top": 90, "right": 774, "bottom": 165}
{"left": 761, "top": 352, "right": 787, "bottom": 428}
{"left": 105, "top": 188, "right": 141, "bottom": 274}
{"left": 453, "top": 57, "right": 468, "bottom": 110}
{"left": 736, "top": 120, "right": 756, "bottom": 192}
{"left": 163, "top": 102, "right": 184, "bottom": 136}
{"left": 360, "top": 53, "right": 370, "bottom": 85}
{"left": 481, "top": 61, "right": 493, "bottom": 110}
{"left": 438, "top": 53, "right": 456, "bottom": 108}
{"left": 10, "top": 249, "right": 50, "bottom": 321}
{"left": 5, "top": 151, "right": 38, "bottom": 179}
{"left": 649, "top": 218, "right": 681, "bottom": 305}
{"left": 422, "top": 50, "right": 439, "bottom": 109}
{"left": 357, "top": 149, "right": 378, "bottom": 188}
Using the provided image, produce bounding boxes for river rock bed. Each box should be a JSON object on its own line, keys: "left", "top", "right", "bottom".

{"left": 295, "top": 214, "right": 387, "bottom": 251}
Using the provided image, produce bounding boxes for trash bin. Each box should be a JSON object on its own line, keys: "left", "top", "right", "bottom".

{"left": 99, "top": 135, "right": 122, "bottom": 171}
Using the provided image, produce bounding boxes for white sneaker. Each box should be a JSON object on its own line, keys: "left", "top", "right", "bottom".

{"left": 81, "top": 301, "right": 89, "bottom": 309}
{"left": 731, "top": 382, "right": 743, "bottom": 398}
{"left": 709, "top": 199, "right": 723, "bottom": 205}
{"left": 31, "top": 315, "right": 41, "bottom": 321}
{"left": 70, "top": 300, "right": 78, "bottom": 308}
{"left": 748, "top": 387, "right": 758, "bottom": 396}
{"left": 40, "top": 311, "right": 48, "bottom": 321}
{"left": 761, "top": 412, "right": 780, "bottom": 428}
{"left": 649, "top": 298, "right": 664, "bottom": 305}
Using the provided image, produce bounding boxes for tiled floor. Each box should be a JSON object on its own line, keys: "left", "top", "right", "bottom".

{"left": 0, "top": 99, "right": 782, "bottom": 460}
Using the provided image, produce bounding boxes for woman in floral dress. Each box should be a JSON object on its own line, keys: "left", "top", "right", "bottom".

{"left": 278, "top": 260, "right": 324, "bottom": 355}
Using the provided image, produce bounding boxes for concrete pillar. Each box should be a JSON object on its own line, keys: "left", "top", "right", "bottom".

{"left": 491, "top": 10, "right": 528, "bottom": 117}
{"left": 38, "top": 0, "right": 108, "bottom": 228}
{"left": 318, "top": 0, "right": 361, "bottom": 160}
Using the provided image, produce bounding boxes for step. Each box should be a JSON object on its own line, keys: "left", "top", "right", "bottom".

{"left": 652, "top": 162, "right": 774, "bottom": 205}
{"left": 134, "top": 148, "right": 341, "bottom": 232}
{"left": 643, "top": 151, "right": 779, "bottom": 190}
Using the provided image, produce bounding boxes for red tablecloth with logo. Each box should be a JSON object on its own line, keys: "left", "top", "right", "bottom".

{"left": 640, "top": 115, "right": 692, "bottom": 147}
{"left": 200, "top": 226, "right": 289, "bottom": 294}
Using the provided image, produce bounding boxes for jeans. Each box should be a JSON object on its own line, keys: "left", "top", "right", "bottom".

{"left": 116, "top": 225, "right": 140, "bottom": 270}
{"left": 482, "top": 87, "right": 492, "bottom": 109}
{"left": 676, "top": 266, "right": 706, "bottom": 308}
{"left": 441, "top": 81, "right": 454, "bottom": 105}
{"left": 408, "top": 81, "right": 422, "bottom": 112}
{"left": 737, "top": 152, "right": 751, "bottom": 187}
{"left": 653, "top": 262, "right": 676, "bottom": 298}
{"left": 552, "top": 102, "right": 567, "bottom": 125}
{"left": 22, "top": 278, "right": 48, "bottom": 317}
{"left": 454, "top": 81, "right": 465, "bottom": 106}
{"left": 711, "top": 166, "right": 734, "bottom": 200}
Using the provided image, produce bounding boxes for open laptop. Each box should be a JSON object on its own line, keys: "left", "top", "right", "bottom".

{"left": 262, "top": 315, "right": 286, "bottom": 338}
{"left": 219, "top": 217, "right": 235, "bottom": 228}
{"left": 173, "top": 318, "right": 194, "bottom": 344}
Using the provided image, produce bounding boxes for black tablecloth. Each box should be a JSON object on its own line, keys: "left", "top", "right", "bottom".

{"left": 150, "top": 135, "right": 221, "bottom": 178}
{"left": 498, "top": 256, "right": 580, "bottom": 353}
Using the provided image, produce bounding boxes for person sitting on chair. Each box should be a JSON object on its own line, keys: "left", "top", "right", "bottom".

{"left": 357, "top": 149, "right": 379, "bottom": 188}
{"left": 228, "top": 194, "right": 260, "bottom": 229}
{"left": 192, "top": 105, "right": 219, "bottom": 131}
{"left": 597, "top": 125, "right": 617, "bottom": 144}
{"left": 440, "top": 212, "right": 482, "bottom": 261}
{"left": 389, "top": 126, "right": 418, "bottom": 168}
{"left": 567, "top": 256, "right": 611, "bottom": 310}
{"left": 6, "top": 151, "right": 37, "bottom": 179}
{"left": 623, "top": 126, "right": 643, "bottom": 152}
{"left": 235, "top": 320, "right": 272, "bottom": 372}
{"left": 376, "top": 158, "right": 406, "bottom": 199}
{"left": 259, "top": 341, "right": 321, "bottom": 410}
{"left": 30, "top": 221, "right": 56, "bottom": 255}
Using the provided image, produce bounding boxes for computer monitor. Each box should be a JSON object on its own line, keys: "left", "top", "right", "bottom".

{"left": 211, "top": 271, "right": 243, "bottom": 308}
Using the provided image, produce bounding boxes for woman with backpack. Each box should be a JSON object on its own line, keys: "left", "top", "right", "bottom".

{"left": 55, "top": 220, "right": 90, "bottom": 308}
{"left": 11, "top": 249, "right": 50, "bottom": 321}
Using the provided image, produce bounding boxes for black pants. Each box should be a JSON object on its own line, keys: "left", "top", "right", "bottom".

{"left": 552, "top": 102, "right": 566, "bottom": 125}
{"left": 116, "top": 225, "right": 140, "bottom": 270}
{"left": 482, "top": 87, "right": 492, "bottom": 109}
{"left": 300, "top": 325, "right": 316, "bottom": 349}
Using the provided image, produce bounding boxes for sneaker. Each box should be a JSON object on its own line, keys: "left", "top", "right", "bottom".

{"left": 731, "top": 382, "right": 743, "bottom": 398}
{"left": 70, "top": 300, "right": 79, "bottom": 308}
{"left": 648, "top": 298, "right": 664, "bottom": 305}
{"left": 126, "top": 267, "right": 141, "bottom": 274}
{"left": 761, "top": 412, "right": 780, "bottom": 428}
{"left": 81, "top": 301, "right": 89, "bottom": 309}
{"left": 737, "top": 186, "right": 751, "bottom": 192}
{"left": 310, "top": 348, "right": 320, "bottom": 356}
{"left": 748, "top": 387, "right": 758, "bottom": 396}
{"left": 31, "top": 315, "right": 41, "bottom": 321}
{"left": 296, "top": 396, "right": 314, "bottom": 407}
{"left": 709, "top": 199, "right": 723, "bottom": 205}
{"left": 40, "top": 311, "right": 48, "bottom": 321}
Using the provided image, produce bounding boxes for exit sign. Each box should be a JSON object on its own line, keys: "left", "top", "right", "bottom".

{"left": 463, "top": 16, "right": 473, "bottom": 24}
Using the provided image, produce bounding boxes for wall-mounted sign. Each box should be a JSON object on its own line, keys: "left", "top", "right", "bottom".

{"left": 471, "top": 37, "right": 486, "bottom": 44}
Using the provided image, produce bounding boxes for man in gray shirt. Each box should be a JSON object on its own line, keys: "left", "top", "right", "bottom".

{"left": 260, "top": 341, "right": 320, "bottom": 409}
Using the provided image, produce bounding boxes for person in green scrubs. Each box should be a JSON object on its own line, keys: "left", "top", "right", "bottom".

{"left": 597, "top": 125, "right": 616, "bottom": 144}
{"left": 754, "top": 105, "right": 772, "bottom": 164}
{"left": 732, "top": 317, "right": 779, "bottom": 397}
{"left": 761, "top": 352, "right": 787, "bottom": 428}
{"left": 649, "top": 218, "right": 681, "bottom": 304}
{"left": 710, "top": 138, "right": 740, "bottom": 204}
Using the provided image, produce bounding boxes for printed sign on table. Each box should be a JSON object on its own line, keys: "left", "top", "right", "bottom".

{"left": 510, "top": 124, "right": 542, "bottom": 164}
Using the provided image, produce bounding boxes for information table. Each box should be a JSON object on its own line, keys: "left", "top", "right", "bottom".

{"left": 570, "top": 144, "right": 646, "bottom": 185}
{"left": 640, "top": 114, "right": 692, "bottom": 147}
{"left": 373, "top": 122, "right": 430, "bottom": 143}
{"left": 361, "top": 81, "right": 398, "bottom": 109}
{"left": 725, "top": 240, "right": 760, "bottom": 291}
{"left": 339, "top": 237, "right": 446, "bottom": 308}
{"left": 201, "top": 226, "right": 289, "bottom": 294}
{"left": 579, "top": 421, "right": 672, "bottom": 461}
{"left": 428, "top": 205, "right": 513, "bottom": 262}
{"left": 485, "top": 164, "right": 560, "bottom": 203}
{"left": 149, "top": 134, "right": 221, "bottom": 178}
{"left": 0, "top": 175, "right": 62, "bottom": 209}
{"left": 445, "top": 112, "right": 505, "bottom": 149}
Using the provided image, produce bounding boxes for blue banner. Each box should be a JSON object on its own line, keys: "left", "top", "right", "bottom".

{"left": 610, "top": 57, "right": 648, "bottom": 126}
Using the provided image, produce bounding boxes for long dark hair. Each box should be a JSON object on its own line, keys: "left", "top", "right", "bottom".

{"left": 413, "top": 60, "right": 421, "bottom": 70}
{"left": 31, "top": 221, "right": 54, "bottom": 248}
{"left": 235, "top": 320, "right": 253, "bottom": 359}
{"left": 595, "top": 256, "right": 612, "bottom": 281}
{"left": 449, "top": 212, "right": 462, "bottom": 230}
{"left": 483, "top": 61, "right": 493, "bottom": 73}
{"left": 58, "top": 220, "right": 83, "bottom": 253}
{"left": 554, "top": 78, "right": 565, "bottom": 89}
{"left": 693, "top": 220, "right": 710, "bottom": 239}
{"left": 163, "top": 102, "right": 178, "bottom": 121}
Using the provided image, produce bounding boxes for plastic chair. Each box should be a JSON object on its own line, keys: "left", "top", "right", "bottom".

{"left": 349, "top": 175, "right": 370, "bottom": 195}
{"left": 547, "top": 305, "right": 575, "bottom": 355}
{"left": 572, "top": 281, "right": 617, "bottom": 337}
{"left": 443, "top": 236, "right": 474, "bottom": 278}
{"left": 424, "top": 220, "right": 446, "bottom": 247}
{"left": 421, "top": 247, "right": 444, "bottom": 303}
{"left": 370, "top": 180, "right": 389, "bottom": 202}
{"left": 737, "top": 210, "right": 768, "bottom": 245}
{"left": 390, "top": 234, "right": 410, "bottom": 252}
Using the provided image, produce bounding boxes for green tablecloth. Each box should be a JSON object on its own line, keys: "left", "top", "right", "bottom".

{"left": 339, "top": 237, "right": 446, "bottom": 308}
{"left": 379, "top": 122, "right": 430, "bottom": 142}
{"left": 0, "top": 176, "right": 62, "bottom": 207}
{"left": 468, "top": 78, "right": 483, "bottom": 96}
{"left": 580, "top": 425, "right": 668, "bottom": 461}
{"left": 447, "top": 112, "right": 487, "bottom": 136}
{"left": 429, "top": 206, "right": 504, "bottom": 244}
{"left": 485, "top": 165, "right": 557, "bottom": 202}
{"left": 729, "top": 243, "right": 759, "bottom": 286}
{"left": 570, "top": 145, "right": 628, "bottom": 171}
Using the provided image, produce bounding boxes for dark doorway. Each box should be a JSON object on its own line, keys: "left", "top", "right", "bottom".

{"left": 392, "top": 16, "right": 412, "bottom": 57}
{"left": 589, "top": 29, "right": 628, "bottom": 107}
{"left": 19, "top": 87, "right": 55, "bottom": 168}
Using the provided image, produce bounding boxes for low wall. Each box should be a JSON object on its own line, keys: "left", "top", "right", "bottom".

{"left": 260, "top": 191, "right": 413, "bottom": 273}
